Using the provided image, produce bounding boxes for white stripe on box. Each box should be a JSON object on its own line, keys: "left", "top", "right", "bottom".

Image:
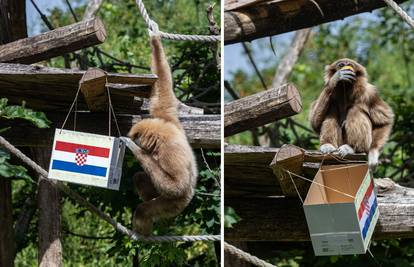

{"left": 358, "top": 190, "right": 376, "bottom": 230}
{"left": 52, "top": 150, "right": 110, "bottom": 168}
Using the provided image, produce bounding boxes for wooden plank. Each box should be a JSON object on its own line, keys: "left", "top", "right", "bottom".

{"left": 224, "top": 0, "right": 409, "bottom": 44}
{"left": 0, "top": 18, "right": 106, "bottom": 64}
{"left": 2, "top": 113, "right": 220, "bottom": 149}
{"left": 0, "top": 63, "right": 156, "bottom": 112}
{"left": 225, "top": 179, "right": 414, "bottom": 241}
{"left": 224, "top": 144, "right": 367, "bottom": 197}
{"left": 224, "top": 84, "right": 302, "bottom": 137}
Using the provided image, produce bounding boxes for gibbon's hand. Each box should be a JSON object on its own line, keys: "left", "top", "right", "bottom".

{"left": 329, "top": 69, "right": 356, "bottom": 87}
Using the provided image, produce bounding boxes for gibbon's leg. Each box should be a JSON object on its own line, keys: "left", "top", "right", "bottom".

{"left": 344, "top": 107, "right": 372, "bottom": 154}
{"left": 133, "top": 195, "right": 190, "bottom": 236}
{"left": 369, "top": 126, "right": 392, "bottom": 169}
{"left": 319, "top": 114, "right": 342, "bottom": 154}
{"left": 133, "top": 172, "right": 158, "bottom": 201}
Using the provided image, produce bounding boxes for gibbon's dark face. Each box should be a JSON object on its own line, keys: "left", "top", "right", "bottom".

{"left": 329, "top": 58, "right": 366, "bottom": 78}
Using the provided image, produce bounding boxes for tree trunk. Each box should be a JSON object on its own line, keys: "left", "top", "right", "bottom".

{"left": 0, "top": 1, "right": 26, "bottom": 266}
{"left": 31, "top": 148, "right": 63, "bottom": 267}
{"left": 0, "top": 178, "right": 15, "bottom": 267}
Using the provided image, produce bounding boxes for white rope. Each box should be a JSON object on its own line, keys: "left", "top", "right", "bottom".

{"left": 382, "top": 0, "right": 414, "bottom": 29}
{"left": 135, "top": 0, "right": 220, "bottom": 42}
{"left": 224, "top": 242, "right": 277, "bottom": 267}
{"left": 0, "top": 135, "right": 219, "bottom": 242}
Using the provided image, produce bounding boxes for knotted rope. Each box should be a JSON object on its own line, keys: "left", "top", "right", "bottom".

{"left": 224, "top": 242, "right": 277, "bottom": 267}
{"left": 135, "top": 0, "right": 220, "bottom": 42}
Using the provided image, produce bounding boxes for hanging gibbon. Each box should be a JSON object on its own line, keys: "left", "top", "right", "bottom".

{"left": 127, "top": 34, "right": 198, "bottom": 236}
{"left": 309, "top": 58, "right": 394, "bottom": 169}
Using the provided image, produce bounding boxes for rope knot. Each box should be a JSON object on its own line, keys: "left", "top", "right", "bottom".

{"left": 148, "top": 19, "right": 160, "bottom": 36}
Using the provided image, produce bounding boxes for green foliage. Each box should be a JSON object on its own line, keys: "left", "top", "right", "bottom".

{"left": 224, "top": 206, "right": 240, "bottom": 228}
{"left": 0, "top": 98, "right": 51, "bottom": 129}
{"left": 0, "top": 98, "right": 50, "bottom": 181}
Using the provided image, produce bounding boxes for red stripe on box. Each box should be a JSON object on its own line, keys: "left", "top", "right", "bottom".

{"left": 358, "top": 179, "right": 374, "bottom": 220}
{"left": 55, "top": 141, "right": 110, "bottom": 158}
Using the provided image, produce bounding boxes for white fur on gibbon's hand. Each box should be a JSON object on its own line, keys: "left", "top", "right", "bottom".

{"left": 320, "top": 143, "right": 336, "bottom": 154}
{"left": 368, "top": 149, "right": 379, "bottom": 170}
{"left": 338, "top": 144, "right": 355, "bottom": 158}
{"left": 329, "top": 69, "right": 356, "bottom": 88}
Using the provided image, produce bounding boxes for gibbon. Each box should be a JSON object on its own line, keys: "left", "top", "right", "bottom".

{"left": 127, "top": 34, "right": 198, "bottom": 236}
{"left": 309, "top": 58, "right": 394, "bottom": 169}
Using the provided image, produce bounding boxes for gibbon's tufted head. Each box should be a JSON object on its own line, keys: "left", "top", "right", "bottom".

{"left": 324, "top": 58, "right": 367, "bottom": 84}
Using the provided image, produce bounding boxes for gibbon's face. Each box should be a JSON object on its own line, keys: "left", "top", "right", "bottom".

{"left": 325, "top": 58, "right": 367, "bottom": 81}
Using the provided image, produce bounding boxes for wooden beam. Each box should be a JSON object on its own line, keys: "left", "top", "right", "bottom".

{"left": 0, "top": 18, "right": 106, "bottom": 64}
{"left": 224, "top": 84, "right": 302, "bottom": 137}
{"left": 224, "top": 0, "right": 409, "bottom": 44}
{"left": 224, "top": 144, "right": 366, "bottom": 197}
{"left": 2, "top": 113, "right": 220, "bottom": 149}
{"left": 79, "top": 68, "right": 107, "bottom": 111}
{"left": 225, "top": 179, "right": 414, "bottom": 241}
{"left": 0, "top": 63, "right": 156, "bottom": 113}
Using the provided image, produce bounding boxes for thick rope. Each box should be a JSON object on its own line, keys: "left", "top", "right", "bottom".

{"left": 224, "top": 242, "right": 277, "bottom": 267}
{"left": 0, "top": 135, "right": 219, "bottom": 242}
{"left": 135, "top": 0, "right": 220, "bottom": 42}
{"left": 382, "top": 0, "right": 414, "bottom": 29}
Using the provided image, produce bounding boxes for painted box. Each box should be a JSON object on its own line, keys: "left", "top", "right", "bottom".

{"left": 48, "top": 129, "right": 125, "bottom": 190}
{"left": 303, "top": 164, "right": 379, "bottom": 256}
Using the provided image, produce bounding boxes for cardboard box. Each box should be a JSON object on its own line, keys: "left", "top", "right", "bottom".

{"left": 48, "top": 129, "right": 125, "bottom": 190}
{"left": 303, "top": 164, "right": 379, "bottom": 256}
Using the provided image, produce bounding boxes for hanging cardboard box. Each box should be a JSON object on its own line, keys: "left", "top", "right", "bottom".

{"left": 303, "top": 163, "right": 379, "bottom": 256}
{"left": 48, "top": 129, "right": 125, "bottom": 190}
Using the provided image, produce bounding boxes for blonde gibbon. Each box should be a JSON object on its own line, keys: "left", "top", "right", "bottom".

{"left": 309, "top": 58, "right": 394, "bottom": 169}
{"left": 127, "top": 34, "right": 198, "bottom": 236}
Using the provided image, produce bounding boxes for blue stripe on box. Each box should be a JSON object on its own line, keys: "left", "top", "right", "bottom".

{"left": 362, "top": 197, "right": 378, "bottom": 239}
{"left": 51, "top": 160, "right": 107, "bottom": 177}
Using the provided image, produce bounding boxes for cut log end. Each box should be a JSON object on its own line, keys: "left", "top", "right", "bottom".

{"left": 287, "top": 84, "right": 302, "bottom": 113}
{"left": 94, "top": 17, "right": 107, "bottom": 42}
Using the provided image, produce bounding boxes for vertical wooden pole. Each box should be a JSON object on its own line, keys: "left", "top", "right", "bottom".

{"left": 0, "top": 178, "right": 15, "bottom": 267}
{"left": 31, "top": 147, "right": 63, "bottom": 267}
{"left": 0, "top": 1, "right": 26, "bottom": 266}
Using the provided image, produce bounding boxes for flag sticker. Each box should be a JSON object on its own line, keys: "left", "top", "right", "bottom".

{"left": 51, "top": 140, "right": 111, "bottom": 178}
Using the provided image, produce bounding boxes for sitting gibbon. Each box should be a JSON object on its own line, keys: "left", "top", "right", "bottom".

{"left": 309, "top": 58, "right": 394, "bottom": 169}
{"left": 128, "top": 34, "right": 198, "bottom": 236}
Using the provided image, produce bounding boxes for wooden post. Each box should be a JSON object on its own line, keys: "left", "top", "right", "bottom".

{"left": 31, "top": 147, "right": 63, "bottom": 267}
{"left": 224, "top": 83, "right": 302, "bottom": 137}
{"left": 0, "top": 1, "right": 26, "bottom": 266}
{"left": 0, "top": 18, "right": 107, "bottom": 64}
{"left": 224, "top": 0, "right": 409, "bottom": 44}
{"left": 79, "top": 68, "right": 107, "bottom": 111}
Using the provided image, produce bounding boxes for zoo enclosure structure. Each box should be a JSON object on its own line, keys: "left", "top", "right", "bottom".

{"left": 224, "top": 0, "right": 414, "bottom": 266}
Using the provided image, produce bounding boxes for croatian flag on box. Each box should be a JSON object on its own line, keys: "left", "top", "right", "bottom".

{"left": 358, "top": 179, "right": 378, "bottom": 241}
{"left": 48, "top": 129, "right": 125, "bottom": 190}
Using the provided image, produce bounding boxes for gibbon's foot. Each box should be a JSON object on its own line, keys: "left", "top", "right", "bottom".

{"left": 133, "top": 206, "right": 153, "bottom": 237}
{"left": 368, "top": 149, "right": 379, "bottom": 171}
{"left": 338, "top": 144, "right": 355, "bottom": 158}
{"left": 320, "top": 143, "right": 336, "bottom": 154}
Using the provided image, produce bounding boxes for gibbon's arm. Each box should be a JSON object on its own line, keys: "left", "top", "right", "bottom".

{"left": 309, "top": 86, "right": 333, "bottom": 133}
{"left": 369, "top": 94, "right": 394, "bottom": 152}
{"left": 150, "top": 35, "right": 180, "bottom": 126}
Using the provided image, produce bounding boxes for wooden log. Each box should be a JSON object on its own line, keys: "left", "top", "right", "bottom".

{"left": 224, "top": 144, "right": 366, "bottom": 197}
{"left": 225, "top": 178, "right": 414, "bottom": 241}
{"left": 224, "top": 84, "right": 302, "bottom": 137}
{"left": 0, "top": 63, "right": 156, "bottom": 113}
{"left": 224, "top": 0, "right": 409, "bottom": 44}
{"left": 2, "top": 113, "right": 220, "bottom": 149}
{"left": 0, "top": 18, "right": 107, "bottom": 64}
